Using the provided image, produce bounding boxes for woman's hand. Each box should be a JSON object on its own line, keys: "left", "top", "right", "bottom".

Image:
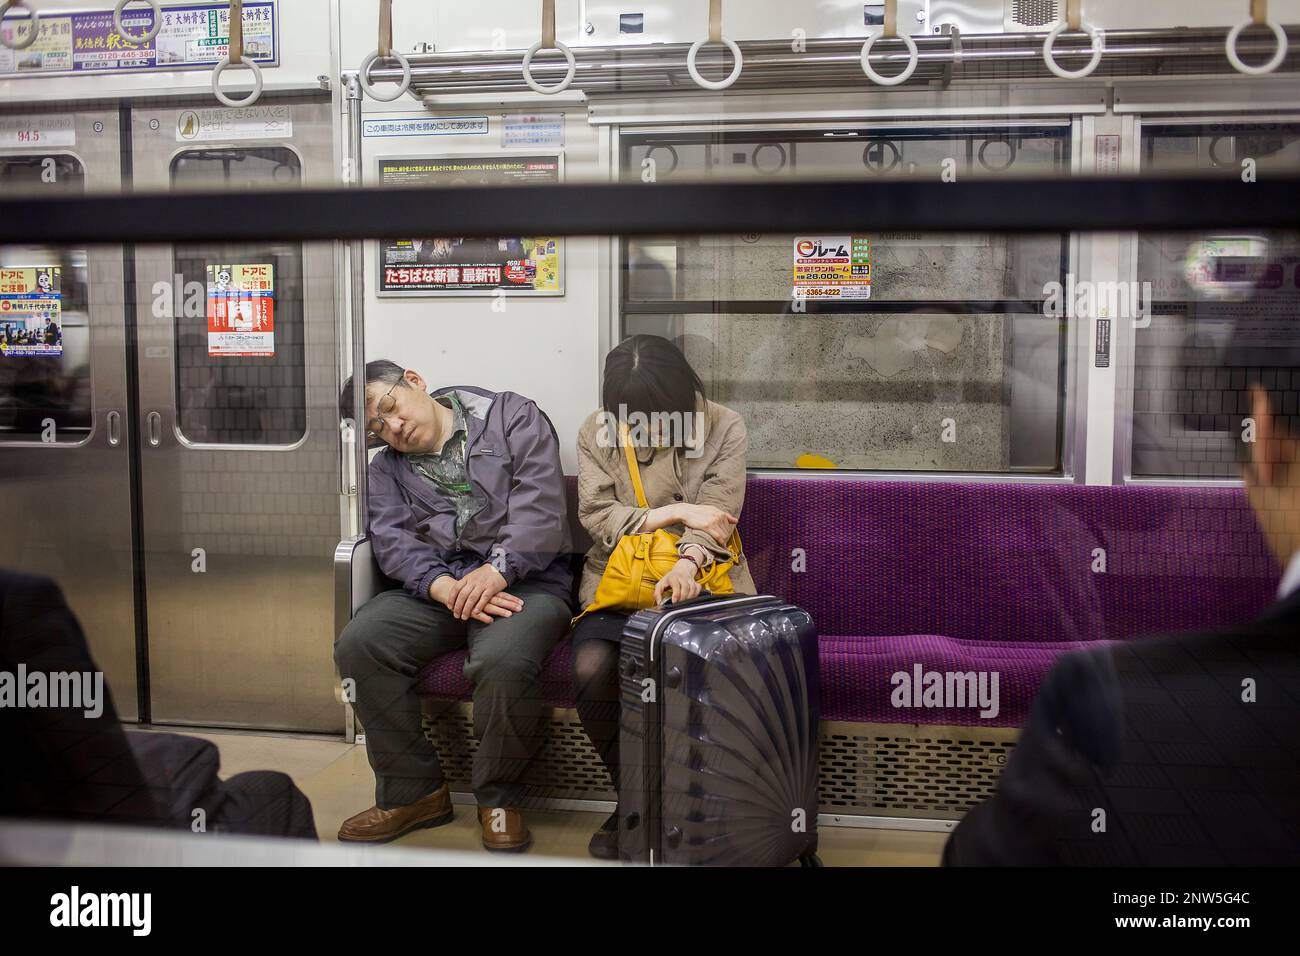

{"left": 654, "top": 559, "right": 702, "bottom": 605}
{"left": 675, "top": 503, "right": 738, "bottom": 545}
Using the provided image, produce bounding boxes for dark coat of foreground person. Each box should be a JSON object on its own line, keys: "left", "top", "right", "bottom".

{"left": 1, "top": 570, "right": 317, "bottom": 839}
{"left": 944, "top": 588, "right": 1300, "bottom": 866}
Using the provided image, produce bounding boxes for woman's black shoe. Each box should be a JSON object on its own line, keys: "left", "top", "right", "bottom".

{"left": 588, "top": 810, "right": 619, "bottom": 860}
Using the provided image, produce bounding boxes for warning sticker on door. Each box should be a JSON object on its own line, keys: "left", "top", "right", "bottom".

{"left": 176, "top": 105, "right": 292, "bottom": 141}
{"left": 0, "top": 267, "right": 62, "bottom": 357}
{"left": 207, "top": 263, "right": 274, "bottom": 356}
{"left": 793, "top": 236, "right": 872, "bottom": 300}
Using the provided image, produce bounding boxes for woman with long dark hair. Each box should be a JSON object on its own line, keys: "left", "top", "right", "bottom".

{"left": 572, "top": 334, "right": 755, "bottom": 858}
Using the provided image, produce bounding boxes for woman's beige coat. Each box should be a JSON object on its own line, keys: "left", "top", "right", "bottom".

{"left": 575, "top": 399, "right": 756, "bottom": 609}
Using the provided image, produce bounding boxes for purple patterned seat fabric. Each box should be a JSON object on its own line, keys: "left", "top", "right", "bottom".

{"left": 415, "top": 477, "right": 1280, "bottom": 727}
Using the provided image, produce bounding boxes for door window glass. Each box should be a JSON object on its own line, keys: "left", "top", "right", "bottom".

{"left": 169, "top": 148, "right": 306, "bottom": 445}
{"left": 0, "top": 155, "right": 91, "bottom": 444}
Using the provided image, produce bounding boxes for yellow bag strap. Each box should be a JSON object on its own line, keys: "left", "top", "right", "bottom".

{"left": 620, "top": 424, "right": 650, "bottom": 509}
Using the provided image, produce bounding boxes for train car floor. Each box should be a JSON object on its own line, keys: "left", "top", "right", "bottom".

{"left": 139, "top": 728, "right": 949, "bottom": 866}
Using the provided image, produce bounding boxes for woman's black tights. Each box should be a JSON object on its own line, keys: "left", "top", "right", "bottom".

{"left": 571, "top": 613, "right": 628, "bottom": 791}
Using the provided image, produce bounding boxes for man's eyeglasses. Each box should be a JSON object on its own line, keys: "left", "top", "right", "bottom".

{"left": 365, "top": 378, "right": 403, "bottom": 448}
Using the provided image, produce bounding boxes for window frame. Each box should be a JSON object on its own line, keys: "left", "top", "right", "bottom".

{"left": 1118, "top": 113, "right": 1300, "bottom": 489}
{"left": 612, "top": 119, "right": 1081, "bottom": 483}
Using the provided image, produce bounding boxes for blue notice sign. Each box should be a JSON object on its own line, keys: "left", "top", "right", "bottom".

{"left": 363, "top": 117, "right": 490, "bottom": 138}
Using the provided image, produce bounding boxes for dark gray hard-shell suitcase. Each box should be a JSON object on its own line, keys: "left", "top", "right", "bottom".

{"left": 618, "top": 594, "right": 821, "bottom": 866}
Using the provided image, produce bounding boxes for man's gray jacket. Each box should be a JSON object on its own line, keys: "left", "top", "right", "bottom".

{"left": 368, "top": 385, "right": 573, "bottom": 607}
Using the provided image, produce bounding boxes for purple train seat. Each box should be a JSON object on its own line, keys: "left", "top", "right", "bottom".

{"left": 416, "top": 477, "right": 1280, "bottom": 729}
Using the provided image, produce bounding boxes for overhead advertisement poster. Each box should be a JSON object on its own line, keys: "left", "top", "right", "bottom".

{"left": 0, "top": 2, "right": 277, "bottom": 78}
{"left": 377, "top": 156, "right": 563, "bottom": 296}
{"left": 793, "top": 236, "right": 873, "bottom": 300}
{"left": 207, "top": 263, "right": 274, "bottom": 357}
{"left": 0, "top": 267, "right": 62, "bottom": 357}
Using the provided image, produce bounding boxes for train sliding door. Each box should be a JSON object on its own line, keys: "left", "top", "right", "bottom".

{"left": 0, "top": 107, "right": 138, "bottom": 718}
{"left": 130, "top": 97, "right": 342, "bottom": 732}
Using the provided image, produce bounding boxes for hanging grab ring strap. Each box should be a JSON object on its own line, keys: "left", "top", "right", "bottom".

{"left": 230, "top": 0, "right": 241, "bottom": 64}
{"left": 360, "top": 0, "right": 412, "bottom": 101}
{"left": 212, "top": 0, "right": 264, "bottom": 107}
{"left": 687, "top": 0, "right": 742, "bottom": 91}
{"left": 1042, "top": 0, "right": 1105, "bottom": 80}
{"left": 114, "top": 0, "right": 161, "bottom": 45}
{"left": 0, "top": 0, "right": 39, "bottom": 51}
{"left": 861, "top": 0, "right": 919, "bottom": 86}
{"left": 522, "top": 0, "right": 576, "bottom": 94}
{"left": 1226, "top": 0, "right": 1288, "bottom": 75}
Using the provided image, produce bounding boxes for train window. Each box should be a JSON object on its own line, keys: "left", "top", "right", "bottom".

{"left": 1132, "top": 124, "right": 1300, "bottom": 479}
{"left": 623, "top": 127, "right": 1068, "bottom": 183}
{"left": 169, "top": 149, "right": 306, "bottom": 445}
{"left": 1142, "top": 122, "right": 1300, "bottom": 177}
{"left": 0, "top": 154, "right": 85, "bottom": 193}
{"left": 170, "top": 147, "right": 303, "bottom": 190}
{"left": 0, "top": 155, "right": 91, "bottom": 444}
{"left": 621, "top": 127, "right": 1071, "bottom": 473}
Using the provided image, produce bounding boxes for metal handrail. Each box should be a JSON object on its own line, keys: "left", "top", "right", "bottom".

{"left": 344, "top": 72, "right": 368, "bottom": 536}
{"left": 3, "top": 176, "right": 1299, "bottom": 244}
{"left": 354, "top": 27, "right": 1298, "bottom": 96}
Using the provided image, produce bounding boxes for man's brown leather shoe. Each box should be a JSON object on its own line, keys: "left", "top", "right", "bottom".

{"left": 337, "top": 784, "right": 454, "bottom": 843}
{"left": 477, "top": 806, "right": 532, "bottom": 852}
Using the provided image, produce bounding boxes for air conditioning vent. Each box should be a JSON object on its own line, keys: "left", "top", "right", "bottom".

{"left": 1004, "top": 0, "right": 1062, "bottom": 31}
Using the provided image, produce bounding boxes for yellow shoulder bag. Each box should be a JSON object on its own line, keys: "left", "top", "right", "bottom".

{"left": 575, "top": 430, "right": 742, "bottom": 621}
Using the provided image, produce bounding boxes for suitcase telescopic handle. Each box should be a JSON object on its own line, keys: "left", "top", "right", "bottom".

{"left": 657, "top": 589, "right": 715, "bottom": 611}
